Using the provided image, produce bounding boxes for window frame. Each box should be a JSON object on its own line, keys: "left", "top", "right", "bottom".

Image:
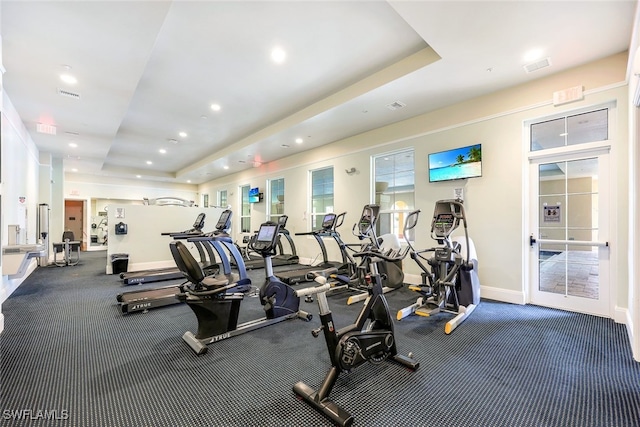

{"left": 309, "top": 166, "right": 334, "bottom": 231}
{"left": 371, "top": 148, "right": 415, "bottom": 242}
{"left": 239, "top": 185, "right": 251, "bottom": 234}
{"left": 218, "top": 189, "right": 227, "bottom": 208}
{"left": 267, "top": 177, "right": 285, "bottom": 223}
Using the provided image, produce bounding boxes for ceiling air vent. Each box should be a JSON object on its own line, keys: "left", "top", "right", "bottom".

{"left": 386, "top": 101, "right": 406, "bottom": 111}
{"left": 524, "top": 57, "right": 551, "bottom": 73}
{"left": 57, "top": 87, "right": 81, "bottom": 100}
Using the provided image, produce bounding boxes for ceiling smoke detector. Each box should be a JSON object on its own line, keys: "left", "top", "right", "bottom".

{"left": 524, "top": 57, "right": 551, "bottom": 73}
{"left": 386, "top": 101, "right": 406, "bottom": 111}
{"left": 57, "top": 87, "right": 81, "bottom": 99}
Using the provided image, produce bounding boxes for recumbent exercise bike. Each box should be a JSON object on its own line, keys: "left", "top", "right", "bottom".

{"left": 170, "top": 217, "right": 311, "bottom": 355}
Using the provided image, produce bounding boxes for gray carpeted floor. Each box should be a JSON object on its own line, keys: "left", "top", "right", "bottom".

{"left": 1, "top": 251, "right": 640, "bottom": 426}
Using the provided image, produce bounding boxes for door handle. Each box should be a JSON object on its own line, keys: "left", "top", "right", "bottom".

{"left": 529, "top": 235, "right": 537, "bottom": 247}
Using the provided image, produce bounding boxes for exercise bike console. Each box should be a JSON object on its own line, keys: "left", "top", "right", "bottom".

{"left": 250, "top": 222, "right": 279, "bottom": 253}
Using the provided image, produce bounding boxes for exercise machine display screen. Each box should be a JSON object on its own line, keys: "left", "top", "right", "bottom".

{"left": 193, "top": 213, "right": 206, "bottom": 230}
{"left": 215, "top": 210, "right": 232, "bottom": 230}
{"left": 257, "top": 225, "right": 277, "bottom": 243}
{"left": 433, "top": 213, "right": 454, "bottom": 236}
{"left": 321, "top": 214, "right": 336, "bottom": 230}
{"left": 278, "top": 215, "right": 288, "bottom": 227}
{"left": 358, "top": 204, "right": 379, "bottom": 235}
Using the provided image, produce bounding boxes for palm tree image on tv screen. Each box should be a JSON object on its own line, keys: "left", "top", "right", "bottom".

{"left": 428, "top": 144, "right": 482, "bottom": 182}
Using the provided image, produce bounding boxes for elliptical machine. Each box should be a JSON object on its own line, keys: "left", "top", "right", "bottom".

{"left": 171, "top": 219, "right": 311, "bottom": 355}
{"left": 396, "top": 199, "right": 480, "bottom": 334}
{"left": 293, "top": 205, "right": 419, "bottom": 427}
{"left": 343, "top": 204, "right": 404, "bottom": 305}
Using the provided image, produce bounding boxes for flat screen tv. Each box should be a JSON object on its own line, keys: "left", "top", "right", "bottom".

{"left": 248, "top": 187, "right": 261, "bottom": 203}
{"left": 428, "top": 143, "right": 482, "bottom": 182}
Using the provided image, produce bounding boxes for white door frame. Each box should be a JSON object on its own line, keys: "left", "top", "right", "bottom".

{"left": 527, "top": 143, "right": 612, "bottom": 317}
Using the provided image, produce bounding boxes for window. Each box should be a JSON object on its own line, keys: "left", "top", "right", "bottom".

{"left": 530, "top": 108, "right": 608, "bottom": 151}
{"left": 218, "top": 190, "right": 227, "bottom": 208}
{"left": 310, "top": 167, "right": 334, "bottom": 230}
{"left": 269, "top": 178, "right": 285, "bottom": 222}
{"left": 239, "top": 185, "right": 250, "bottom": 233}
{"left": 202, "top": 194, "right": 209, "bottom": 208}
{"left": 373, "top": 149, "right": 415, "bottom": 241}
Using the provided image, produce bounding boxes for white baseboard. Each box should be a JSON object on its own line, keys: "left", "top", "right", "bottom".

{"left": 479, "top": 285, "right": 526, "bottom": 305}
{"left": 404, "top": 276, "right": 526, "bottom": 305}
{"left": 106, "top": 259, "right": 174, "bottom": 275}
{"left": 614, "top": 305, "right": 630, "bottom": 325}
{"left": 615, "top": 306, "right": 639, "bottom": 362}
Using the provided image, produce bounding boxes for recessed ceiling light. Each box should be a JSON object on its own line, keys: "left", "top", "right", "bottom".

{"left": 60, "top": 74, "right": 77, "bottom": 84}
{"left": 187, "top": 180, "right": 192, "bottom": 183}
{"left": 136, "top": 175, "right": 141, "bottom": 178}
{"left": 223, "top": 165, "right": 229, "bottom": 170}
{"left": 71, "top": 168, "right": 78, "bottom": 172}
{"left": 523, "top": 48, "right": 544, "bottom": 63}
{"left": 271, "top": 46, "right": 286, "bottom": 63}
{"left": 211, "top": 104, "right": 221, "bottom": 111}
{"left": 159, "top": 148, "right": 167, "bottom": 154}
{"left": 146, "top": 160, "right": 152, "bottom": 165}
{"left": 179, "top": 131, "right": 187, "bottom": 138}
{"left": 295, "top": 138, "right": 303, "bottom": 144}
{"left": 68, "top": 142, "right": 77, "bottom": 148}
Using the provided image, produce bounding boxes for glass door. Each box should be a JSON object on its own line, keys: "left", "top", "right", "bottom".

{"left": 529, "top": 153, "right": 610, "bottom": 317}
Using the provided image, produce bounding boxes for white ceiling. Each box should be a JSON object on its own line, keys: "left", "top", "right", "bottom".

{"left": 1, "top": 1, "right": 636, "bottom": 185}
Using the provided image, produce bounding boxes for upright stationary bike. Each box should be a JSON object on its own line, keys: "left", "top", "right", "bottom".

{"left": 293, "top": 205, "right": 419, "bottom": 427}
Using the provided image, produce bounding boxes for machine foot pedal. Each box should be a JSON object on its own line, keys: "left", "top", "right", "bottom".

{"left": 415, "top": 306, "right": 440, "bottom": 317}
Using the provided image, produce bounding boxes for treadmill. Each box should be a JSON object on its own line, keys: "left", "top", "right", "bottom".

{"left": 240, "top": 215, "right": 299, "bottom": 270}
{"left": 117, "top": 211, "right": 242, "bottom": 314}
{"left": 276, "top": 212, "right": 349, "bottom": 285}
{"left": 119, "top": 213, "right": 207, "bottom": 285}
{"left": 272, "top": 215, "right": 300, "bottom": 267}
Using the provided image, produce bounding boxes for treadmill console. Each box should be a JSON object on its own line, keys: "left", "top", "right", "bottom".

{"left": 192, "top": 213, "right": 206, "bottom": 231}
{"left": 215, "top": 210, "right": 233, "bottom": 232}
{"left": 321, "top": 213, "right": 337, "bottom": 231}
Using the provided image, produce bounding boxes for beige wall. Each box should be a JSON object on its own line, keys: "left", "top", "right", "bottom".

{"left": 199, "top": 52, "right": 629, "bottom": 311}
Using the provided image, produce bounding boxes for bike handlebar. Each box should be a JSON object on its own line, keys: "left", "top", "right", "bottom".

{"left": 295, "top": 282, "right": 331, "bottom": 298}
